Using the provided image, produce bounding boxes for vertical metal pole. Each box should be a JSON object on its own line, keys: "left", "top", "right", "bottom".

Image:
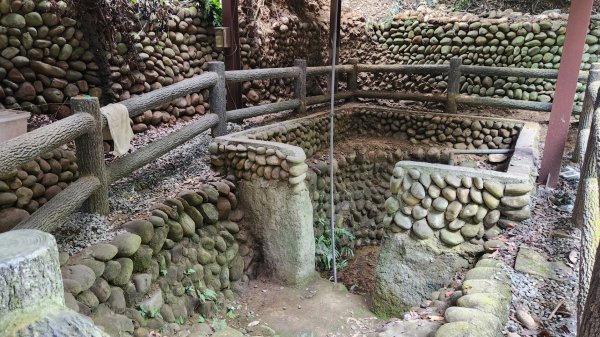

{"left": 573, "top": 63, "right": 600, "bottom": 163}
{"left": 294, "top": 59, "right": 307, "bottom": 114}
{"left": 222, "top": 0, "right": 242, "bottom": 110}
{"left": 328, "top": 0, "right": 340, "bottom": 285}
{"left": 538, "top": 0, "right": 594, "bottom": 187}
{"left": 71, "top": 96, "right": 109, "bottom": 214}
{"left": 446, "top": 57, "right": 462, "bottom": 114}
{"left": 209, "top": 62, "right": 227, "bottom": 136}
{"left": 347, "top": 58, "right": 359, "bottom": 101}
{"left": 327, "top": 0, "right": 342, "bottom": 94}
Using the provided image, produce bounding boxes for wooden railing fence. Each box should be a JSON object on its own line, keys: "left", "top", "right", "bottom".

{"left": 0, "top": 58, "right": 591, "bottom": 232}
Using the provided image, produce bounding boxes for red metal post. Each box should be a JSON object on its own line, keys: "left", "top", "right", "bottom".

{"left": 538, "top": 0, "right": 594, "bottom": 187}
{"left": 222, "top": 0, "right": 242, "bottom": 110}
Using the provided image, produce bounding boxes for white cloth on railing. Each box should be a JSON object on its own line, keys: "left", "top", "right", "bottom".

{"left": 101, "top": 103, "right": 133, "bottom": 156}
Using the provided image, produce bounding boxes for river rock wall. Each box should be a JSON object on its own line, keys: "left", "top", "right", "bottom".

{"left": 0, "top": 147, "right": 79, "bottom": 232}
{"left": 0, "top": 1, "right": 221, "bottom": 130}
{"left": 58, "top": 180, "right": 257, "bottom": 337}
{"left": 238, "top": 0, "right": 328, "bottom": 106}
{"left": 343, "top": 11, "right": 600, "bottom": 105}
{"left": 0, "top": 0, "right": 101, "bottom": 117}
{"left": 385, "top": 162, "right": 532, "bottom": 249}
{"left": 208, "top": 106, "right": 532, "bottom": 256}
{"left": 106, "top": 5, "right": 222, "bottom": 133}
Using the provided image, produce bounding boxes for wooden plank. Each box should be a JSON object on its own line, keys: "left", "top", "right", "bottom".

{"left": 355, "top": 90, "right": 448, "bottom": 103}
{"left": 305, "top": 92, "right": 353, "bottom": 105}
{"left": 356, "top": 64, "right": 449, "bottom": 75}
{"left": 455, "top": 95, "right": 552, "bottom": 111}
{"left": 306, "top": 65, "right": 354, "bottom": 76}
{"left": 117, "top": 72, "right": 219, "bottom": 119}
{"left": 0, "top": 113, "right": 95, "bottom": 177}
{"left": 226, "top": 100, "right": 301, "bottom": 121}
{"left": 225, "top": 67, "right": 300, "bottom": 82}
{"left": 108, "top": 114, "right": 219, "bottom": 183}
{"left": 14, "top": 176, "right": 100, "bottom": 232}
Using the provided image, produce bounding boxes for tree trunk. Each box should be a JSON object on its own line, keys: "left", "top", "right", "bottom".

{"left": 577, "top": 177, "right": 600, "bottom": 324}
{"left": 578, "top": 240, "right": 600, "bottom": 336}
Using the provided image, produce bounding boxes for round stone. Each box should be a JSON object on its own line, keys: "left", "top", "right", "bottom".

{"left": 460, "top": 204, "right": 479, "bottom": 218}
{"left": 410, "top": 182, "right": 426, "bottom": 199}
{"left": 442, "top": 187, "right": 457, "bottom": 201}
{"left": 394, "top": 212, "right": 413, "bottom": 230}
{"left": 412, "top": 219, "right": 434, "bottom": 239}
{"left": 460, "top": 223, "right": 483, "bottom": 239}
{"left": 433, "top": 197, "right": 449, "bottom": 211}
{"left": 427, "top": 211, "right": 445, "bottom": 229}
{"left": 484, "top": 210, "right": 501, "bottom": 227}
{"left": 445, "top": 201, "right": 463, "bottom": 221}
{"left": 448, "top": 219, "right": 466, "bottom": 230}
{"left": 440, "top": 229, "right": 465, "bottom": 246}
{"left": 412, "top": 205, "right": 428, "bottom": 220}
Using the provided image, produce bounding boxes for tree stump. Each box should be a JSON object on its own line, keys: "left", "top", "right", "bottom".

{"left": 0, "top": 229, "right": 64, "bottom": 314}
{"left": 0, "top": 230, "right": 109, "bottom": 337}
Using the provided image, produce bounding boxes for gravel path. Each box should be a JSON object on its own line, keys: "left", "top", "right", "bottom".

{"left": 52, "top": 114, "right": 241, "bottom": 254}
{"left": 497, "top": 176, "right": 579, "bottom": 336}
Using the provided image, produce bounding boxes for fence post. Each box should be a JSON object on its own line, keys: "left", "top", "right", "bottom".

{"left": 573, "top": 63, "right": 600, "bottom": 163}
{"left": 445, "top": 57, "right": 462, "bottom": 114}
{"left": 294, "top": 59, "right": 307, "bottom": 114}
{"left": 347, "top": 58, "right": 359, "bottom": 101}
{"left": 70, "top": 96, "right": 109, "bottom": 214}
{"left": 208, "top": 61, "right": 227, "bottom": 137}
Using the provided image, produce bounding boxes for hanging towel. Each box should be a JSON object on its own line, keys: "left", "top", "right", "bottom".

{"left": 101, "top": 103, "right": 134, "bottom": 156}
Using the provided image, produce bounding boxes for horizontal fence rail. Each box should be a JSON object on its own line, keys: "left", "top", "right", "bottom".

{"left": 14, "top": 176, "right": 100, "bottom": 232}
{"left": 108, "top": 114, "right": 219, "bottom": 183}
{"left": 461, "top": 65, "right": 589, "bottom": 82}
{"left": 356, "top": 64, "right": 450, "bottom": 75}
{"left": 226, "top": 67, "right": 301, "bottom": 82}
{"left": 117, "top": 72, "right": 219, "bottom": 120}
{"left": 0, "top": 113, "right": 95, "bottom": 177}
{"left": 227, "top": 99, "right": 302, "bottom": 121}
{"left": 2, "top": 58, "right": 596, "bottom": 233}
{"left": 306, "top": 65, "right": 354, "bottom": 76}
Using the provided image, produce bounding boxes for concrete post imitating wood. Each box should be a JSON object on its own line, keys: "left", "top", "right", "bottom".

{"left": 573, "top": 63, "right": 600, "bottom": 163}
{"left": 71, "top": 97, "right": 109, "bottom": 214}
{"left": 294, "top": 59, "right": 307, "bottom": 114}
{"left": 209, "top": 62, "right": 227, "bottom": 137}
{"left": 446, "top": 57, "right": 462, "bottom": 114}
{"left": 347, "top": 58, "right": 359, "bottom": 101}
{"left": 0, "top": 230, "right": 109, "bottom": 336}
{"left": 0, "top": 230, "right": 64, "bottom": 314}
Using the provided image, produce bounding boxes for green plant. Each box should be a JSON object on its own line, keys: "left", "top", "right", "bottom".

{"left": 138, "top": 305, "right": 148, "bottom": 317}
{"left": 315, "top": 226, "right": 355, "bottom": 271}
{"left": 226, "top": 308, "right": 236, "bottom": 319}
{"left": 212, "top": 318, "right": 227, "bottom": 330}
{"left": 452, "top": 0, "right": 472, "bottom": 11}
{"left": 149, "top": 308, "right": 162, "bottom": 319}
{"left": 176, "top": 316, "right": 185, "bottom": 325}
{"left": 159, "top": 268, "right": 167, "bottom": 276}
{"left": 185, "top": 285, "right": 196, "bottom": 294}
{"left": 198, "top": 314, "right": 206, "bottom": 323}
{"left": 159, "top": 324, "right": 167, "bottom": 334}
{"left": 196, "top": 287, "right": 218, "bottom": 303}
{"left": 184, "top": 268, "right": 196, "bottom": 275}
{"left": 202, "top": 0, "right": 222, "bottom": 27}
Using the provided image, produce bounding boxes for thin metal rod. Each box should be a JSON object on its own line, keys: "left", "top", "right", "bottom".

{"left": 449, "top": 149, "right": 514, "bottom": 155}
{"left": 328, "top": 0, "right": 340, "bottom": 284}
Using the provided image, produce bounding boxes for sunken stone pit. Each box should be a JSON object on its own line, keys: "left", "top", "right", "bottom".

{"left": 208, "top": 104, "right": 539, "bottom": 327}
